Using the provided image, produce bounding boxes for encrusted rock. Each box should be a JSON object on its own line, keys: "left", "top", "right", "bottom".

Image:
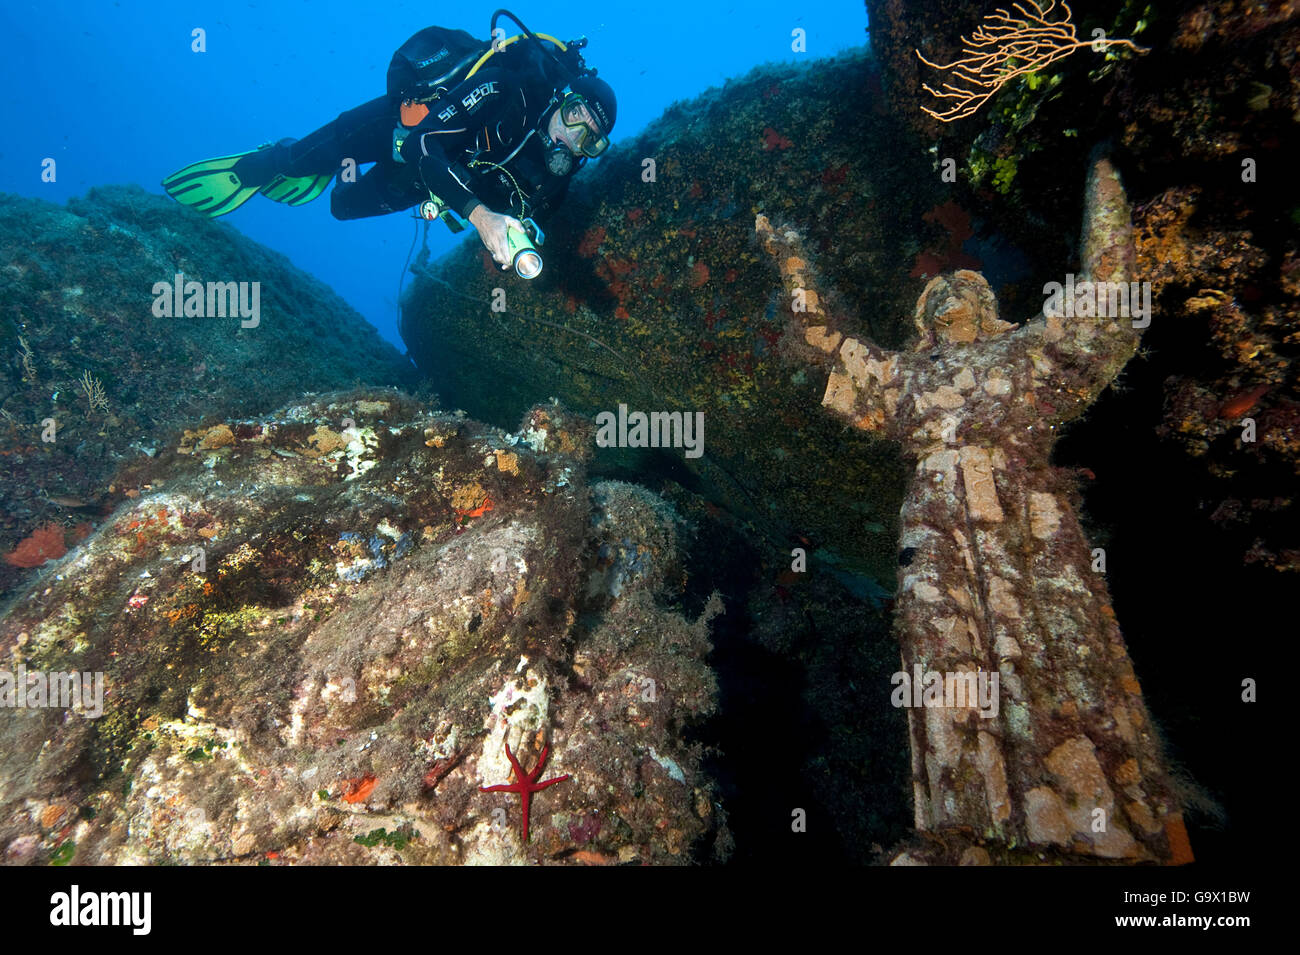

{"left": 0, "top": 391, "right": 724, "bottom": 866}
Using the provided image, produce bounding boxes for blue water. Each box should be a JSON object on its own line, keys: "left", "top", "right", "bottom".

{"left": 0, "top": 0, "right": 869, "bottom": 352}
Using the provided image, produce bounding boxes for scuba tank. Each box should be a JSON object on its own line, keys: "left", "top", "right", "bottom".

{"left": 387, "top": 27, "right": 488, "bottom": 163}
{"left": 387, "top": 9, "right": 596, "bottom": 165}
{"left": 386, "top": 27, "right": 487, "bottom": 105}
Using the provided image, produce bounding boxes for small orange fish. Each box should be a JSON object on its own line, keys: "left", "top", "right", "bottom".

{"left": 1218, "top": 384, "right": 1269, "bottom": 419}
{"left": 571, "top": 849, "right": 617, "bottom": 865}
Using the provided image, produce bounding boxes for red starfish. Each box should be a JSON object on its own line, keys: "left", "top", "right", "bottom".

{"left": 480, "top": 742, "right": 570, "bottom": 842}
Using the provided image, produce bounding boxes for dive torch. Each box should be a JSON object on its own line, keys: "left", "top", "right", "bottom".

{"left": 505, "top": 218, "right": 544, "bottom": 280}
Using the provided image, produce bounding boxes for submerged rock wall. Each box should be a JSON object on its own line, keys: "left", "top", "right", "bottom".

{"left": 402, "top": 49, "right": 928, "bottom": 587}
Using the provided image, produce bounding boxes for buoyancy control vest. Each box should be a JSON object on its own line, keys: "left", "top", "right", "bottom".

{"left": 385, "top": 17, "right": 592, "bottom": 229}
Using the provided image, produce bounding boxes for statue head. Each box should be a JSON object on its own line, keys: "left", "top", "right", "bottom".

{"left": 912, "top": 270, "right": 1016, "bottom": 351}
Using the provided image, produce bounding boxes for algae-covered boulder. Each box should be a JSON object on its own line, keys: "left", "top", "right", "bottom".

{"left": 0, "top": 390, "right": 724, "bottom": 864}
{"left": 0, "top": 185, "right": 417, "bottom": 602}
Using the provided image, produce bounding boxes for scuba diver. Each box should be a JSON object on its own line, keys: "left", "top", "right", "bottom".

{"left": 161, "top": 10, "right": 616, "bottom": 275}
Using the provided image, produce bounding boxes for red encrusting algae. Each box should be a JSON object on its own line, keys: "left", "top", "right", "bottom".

{"left": 762, "top": 127, "right": 794, "bottom": 151}
{"left": 820, "top": 163, "right": 849, "bottom": 187}
{"left": 577, "top": 226, "right": 606, "bottom": 258}
{"left": 341, "top": 775, "right": 377, "bottom": 804}
{"left": 457, "top": 496, "right": 494, "bottom": 520}
{"left": 4, "top": 524, "right": 67, "bottom": 568}
{"left": 910, "top": 200, "right": 983, "bottom": 279}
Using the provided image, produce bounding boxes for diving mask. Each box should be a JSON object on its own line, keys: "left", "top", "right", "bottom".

{"left": 559, "top": 93, "right": 610, "bottom": 158}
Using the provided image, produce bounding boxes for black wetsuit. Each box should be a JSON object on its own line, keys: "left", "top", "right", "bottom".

{"left": 268, "top": 50, "right": 573, "bottom": 223}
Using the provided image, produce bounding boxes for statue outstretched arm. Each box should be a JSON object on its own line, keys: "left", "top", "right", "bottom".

{"left": 755, "top": 214, "right": 905, "bottom": 435}
{"left": 1022, "top": 154, "right": 1151, "bottom": 427}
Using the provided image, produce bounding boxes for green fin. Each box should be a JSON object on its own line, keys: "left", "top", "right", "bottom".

{"left": 161, "top": 148, "right": 266, "bottom": 217}
{"left": 259, "top": 171, "right": 334, "bottom": 206}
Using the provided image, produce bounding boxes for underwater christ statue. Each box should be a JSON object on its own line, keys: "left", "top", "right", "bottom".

{"left": 757, "top": 155, "right": 1191, "bottom": 864}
